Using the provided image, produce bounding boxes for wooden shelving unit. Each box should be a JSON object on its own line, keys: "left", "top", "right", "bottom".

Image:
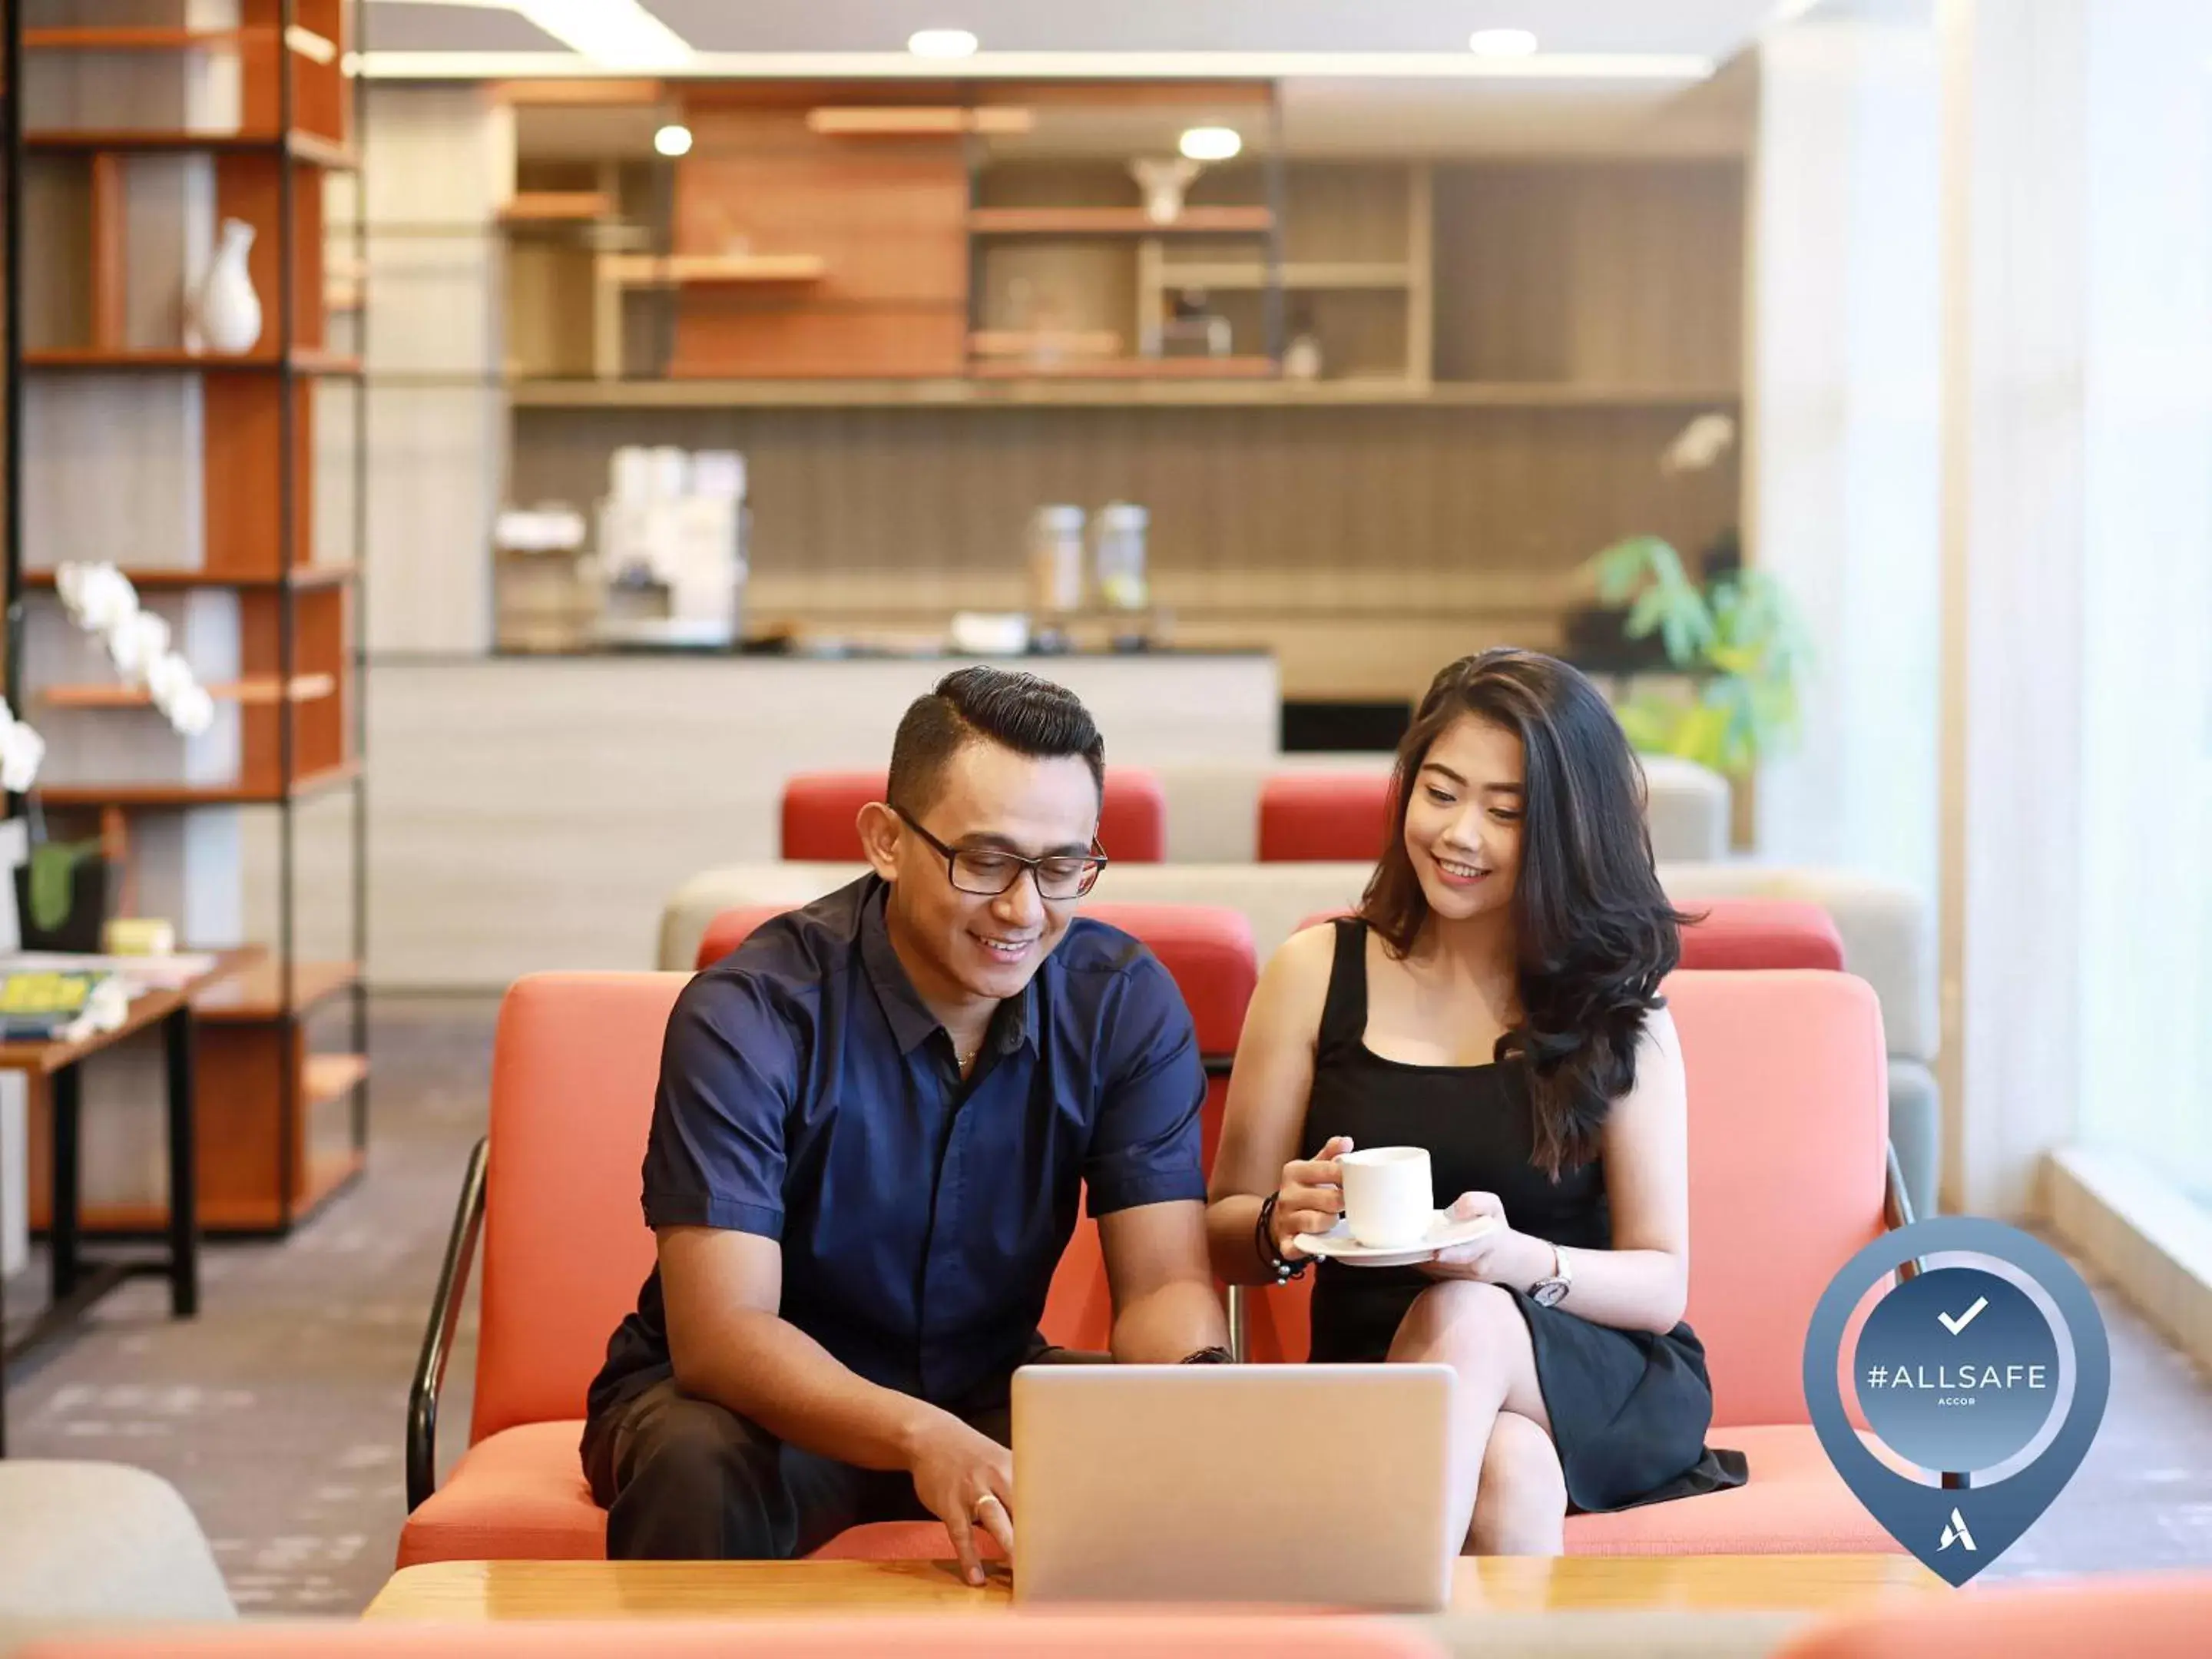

{"left": 499, "top": 81, "right": 1310, "bottom": 385}
{"left": 599, "top": 252, "right": 826, "bottom": 286}
{"left": 33, "top": 759, "right": 364, "bottom": 810}
{"left": 968, "top": 205, "right": 1275, "bottom": 237}
{"left": 1158, "top": 261, "right": 1416, "bottom": 290}
{"left": 198, "top": 956, "right": 360, "bottom": 1022}
{"left": 498, "top": 189, "right": 612, "bottom": 225}
{"left": 22, "top": 347, "right": 361, "bottom": 373}
{"left": 486, "top": 80, "right": 1747, "bottom": 705}
{"left": 27, "top": 130, "right": 354, "bottom": 167}
{"left": 3, "top": 0, "right": 369, "bottom": 1239}
{"left": 304, "top": 1050, "right": 368, "bottom": 1107}
{"left": 39, "top": 672, "right": 336, "bottom": 709}
{"left": 508, "top": 376, "right": 1740, "bottom": 410}
{"left": 21, "top": 561, "right": 359, "bottom": 591}
{"left": 969, "top": 354, "right": 1276, "bottom": 380}
{"left": 806, "top": 104, "right": 1034, "bottom": 137}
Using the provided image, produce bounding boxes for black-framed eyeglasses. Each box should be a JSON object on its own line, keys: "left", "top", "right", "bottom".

{"left": 892, "top": 806, "right": 1108, "bottom": 900}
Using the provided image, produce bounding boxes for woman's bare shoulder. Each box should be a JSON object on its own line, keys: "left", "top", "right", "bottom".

{"left": 1251, "top": 919, "right": 1342, "bottom": 1028}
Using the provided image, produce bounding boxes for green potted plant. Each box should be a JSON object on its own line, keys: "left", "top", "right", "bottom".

{"left": 1582, "top": 535, "right": 1812, "bottom": 779}
{"left": 15, "top": 833, "right": 111, "bottom": 954}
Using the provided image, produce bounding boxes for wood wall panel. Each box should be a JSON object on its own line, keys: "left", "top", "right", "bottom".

{"left": 89, "top": 154, "right": 127, "bottom": 349}
{"left": 510, "top": 400, "right": 1739, "bottom": 697}
{"left": 976, "top": 242, "right": 1134, "bottom": 343}
{"left": 200, "top": 373, "right": 286, "bottom": 576}
{"left": 674, "top": 151, "right": 966, "bottom": 301}
{"left": 669, "top": 102, "right": 967, "bottom": 376}
{"left": 670, "top": 305, "right": 967, "bottom": 381}
{"left": 289, "top": 0, "right": 350, "bottom": 142}
{"left": 1278, "top": 164, "right": 1413, "bottom": 263}
{"left": 1432, "top": 161, "right": 1743, "bottom": 387}
{"left": 22, "top": 156, "right": 94, "bottom": 351}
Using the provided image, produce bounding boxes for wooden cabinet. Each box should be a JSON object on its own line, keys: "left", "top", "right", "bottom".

{"left": 2, "top": 0, "right": 369, "bottom": 1234}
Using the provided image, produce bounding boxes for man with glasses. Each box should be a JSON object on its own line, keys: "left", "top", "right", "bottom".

{"left": 583, "top": 667, "right": 1229, "bottom": 1576}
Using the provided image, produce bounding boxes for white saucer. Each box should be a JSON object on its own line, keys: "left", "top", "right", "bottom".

{"left": 1291, "top": 1212, "right": 1498, "bottom": 1268}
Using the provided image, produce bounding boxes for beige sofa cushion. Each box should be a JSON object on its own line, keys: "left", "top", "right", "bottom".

{"left": 1655, "top": 863, "right": 1936, "bottom": 1063}
{"left": 657, "top": 857, "right": 1931, "bottom": 1066}
{"left": 0, "top": 1461, "right": 233, "bottom": 1655}
{"left": 1411, "top": 1610, "right": 1803, "bottom": 1659}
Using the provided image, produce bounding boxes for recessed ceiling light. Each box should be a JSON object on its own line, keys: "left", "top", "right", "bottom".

{"left": 654, "top": 124, "right": 693, "bottom": 157}
{"left": 1468, "top": 28, "right": 1541, "bottom": 58}
{"left": 1178, "top": 125, "right": 1243, "bottom": 162}
{"left": 908, "top": 28, "right": 979, "bottom": 59}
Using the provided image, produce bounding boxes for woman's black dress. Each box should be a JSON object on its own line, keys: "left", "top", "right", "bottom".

{"left": 1300, "top": 919, "right": 1747, "bottom": 1512}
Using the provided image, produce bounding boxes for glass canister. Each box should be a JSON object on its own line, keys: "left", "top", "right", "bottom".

{"left": 1093, "top": 502, "right": 1150, "bottom": 611}
{"left": 1028, "top": 505, "right": 1088, "bottom": 615}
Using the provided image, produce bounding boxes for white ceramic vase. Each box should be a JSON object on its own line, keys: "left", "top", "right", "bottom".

{"left": 193, "top": 217, "right": 263, "bottom": 354}
{"left": 1130, "top": 157, "right": 1201, "bottom": 226}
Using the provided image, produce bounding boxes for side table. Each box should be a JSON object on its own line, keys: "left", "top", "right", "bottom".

{"left": 0, "top": 949, "right": 255, "bottom": 1454}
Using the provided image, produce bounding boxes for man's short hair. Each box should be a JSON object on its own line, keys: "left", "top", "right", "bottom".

{"left": 886, "top": 667, "right": 1107, "bottom": 818}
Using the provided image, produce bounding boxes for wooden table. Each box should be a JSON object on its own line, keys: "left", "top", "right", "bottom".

{"left": 366, "top": 1555, "right": 1940, "bottom": 1621}
{"left": 0, "top": 947, "right": 255, "bottom": 1454}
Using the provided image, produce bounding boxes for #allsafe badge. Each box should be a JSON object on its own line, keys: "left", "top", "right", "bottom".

{"left": 1801, "top": 1217, "right": 2109, "bottom": 1585}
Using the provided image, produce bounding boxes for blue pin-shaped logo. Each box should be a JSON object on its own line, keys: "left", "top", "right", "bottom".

{"left": 1802, "top": 1217, "right": 2108, "bottom": 1585}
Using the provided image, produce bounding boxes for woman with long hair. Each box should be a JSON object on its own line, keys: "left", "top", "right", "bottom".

{"left": 1206, "top": 648, "right": 1744, "bottom": 1553}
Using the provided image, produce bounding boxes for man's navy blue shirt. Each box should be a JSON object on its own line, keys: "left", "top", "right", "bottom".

{"left": 587, "top": 875, "right": 1207, "bottom": 1420}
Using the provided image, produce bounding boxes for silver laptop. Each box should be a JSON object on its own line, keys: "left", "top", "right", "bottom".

{"left": 1012, "top": 1363, "right": 1456, "bottom": 1612}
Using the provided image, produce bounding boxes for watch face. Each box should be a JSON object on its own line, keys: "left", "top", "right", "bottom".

{"left": 1532, "top": 1279, "right": 1568, "bottom": 1308}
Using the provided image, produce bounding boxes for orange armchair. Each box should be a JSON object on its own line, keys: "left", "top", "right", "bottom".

{"left": 1244, "top": 969, "right": 1909, "bottom": 1557}
{"left": 400, "top": 973, "right": 686, "bottom": 1568}
{"left": 1257, "top": 772, "right": 1394, "bottom": 863}
{"left": 1291, "top": 898, "right": 1846, "bottom": 974}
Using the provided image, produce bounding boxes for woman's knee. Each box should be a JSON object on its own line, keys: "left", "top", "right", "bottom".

{"left": 1394, "top": 1279, "right": 1523, "bottom": 1356}
{"left": 1469, "top": 1414, "right": 1567, "bottom": 1555}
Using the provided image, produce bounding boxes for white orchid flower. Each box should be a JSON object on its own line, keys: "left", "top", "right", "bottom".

{"left": 61, "top": 562, "right": 140, "bottom": 635}
{"left": 145, "top": 651, "right": 198, "bottom": 710}
{"left": 0, "top": 710, "right": 46, "bottom": 793}
{"left": 163, "top": 682, "right": 217, "bottom": 738}
{"left": 55, "top": 562, "right": 91, "bottom": 614}
{"left": 107, "top": 609, "right": 172, "bottom": 683}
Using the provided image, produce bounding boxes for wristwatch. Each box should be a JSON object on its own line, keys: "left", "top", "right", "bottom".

{"left": 1529, "top": 1240, "right": 1573, "bottom": 1309}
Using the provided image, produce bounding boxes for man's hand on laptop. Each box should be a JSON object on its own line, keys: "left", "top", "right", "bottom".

{"left": 906, "top": 1410, "right": 1015, "bottom": 1585}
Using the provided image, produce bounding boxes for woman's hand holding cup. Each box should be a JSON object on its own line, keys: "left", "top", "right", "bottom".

{"left": 1273, "top": 1134, "right": 1355, "bottom": 1257}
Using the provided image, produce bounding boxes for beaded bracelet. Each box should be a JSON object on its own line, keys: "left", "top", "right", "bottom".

{"left": 1254, "top": 1191, "right": 1312, "bottom": 1283}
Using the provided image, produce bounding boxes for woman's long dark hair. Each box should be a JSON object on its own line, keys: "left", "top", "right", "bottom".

{"left": 1359, "top": 649, "right": 1688, "bottom": 1177}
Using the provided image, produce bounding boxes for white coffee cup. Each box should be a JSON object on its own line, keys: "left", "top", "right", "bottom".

{"left": 1339, "top": 1147, "right": 1435, "bottom": 1247}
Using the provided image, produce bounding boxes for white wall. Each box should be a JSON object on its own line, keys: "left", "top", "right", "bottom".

{"left": 352, "top": 84, "right": 511, "bottom": 654}
{"left": 1749, "top": 8, "right": 1942, "bottom": 913}
{"left": 1936, "top": 0, "right": 2212, "bottom": 1215}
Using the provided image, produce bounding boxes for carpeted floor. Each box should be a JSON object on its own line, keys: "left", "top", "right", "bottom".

{"left": 2, "top": 996, "right": 492, "bottom": 1614}
{"left": 3, "top": 993, "right": 2210, "bottom": 1611}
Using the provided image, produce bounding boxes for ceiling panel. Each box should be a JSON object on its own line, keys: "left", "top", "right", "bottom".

{"left": 365, "top": 2, "right": 562, "bottom": 53}
{"left": 363, "top": 1, "right": 1783, "bottom": 59}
